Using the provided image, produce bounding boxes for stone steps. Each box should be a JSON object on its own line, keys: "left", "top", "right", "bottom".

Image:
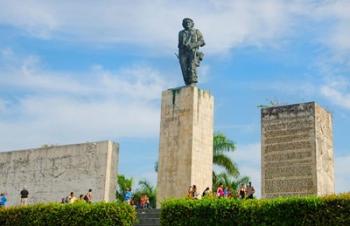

{"left": 135, "top": 209, "right": 160, "bottom": 226}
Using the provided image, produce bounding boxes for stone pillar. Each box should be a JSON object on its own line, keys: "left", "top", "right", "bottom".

{"left": 157, "top": 86, "right": 214, "bottom": 207}
{"left": 261, "top": 102, "right": 334, "bottom": 198}
{"left": 0, "top": 140, "right": 118, "bottom": 206}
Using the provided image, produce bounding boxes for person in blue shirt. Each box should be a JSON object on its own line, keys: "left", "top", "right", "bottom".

{"left": 124, "top": 188, "right": 132, "bottom": 205}
{"left": 0, "top": 193, "right": 8, "bottom": 208}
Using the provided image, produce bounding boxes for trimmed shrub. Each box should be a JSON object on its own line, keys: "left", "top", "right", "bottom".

{"left": 161, "top": 194, "right": 350, "bottom": 226}
{"left": 0, "top": 201, "right": 136, "bottom": 226}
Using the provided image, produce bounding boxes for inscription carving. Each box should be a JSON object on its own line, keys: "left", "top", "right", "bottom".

{"left": 262, "top": 102, "right": 334, "bottom": 198}
{"left": 265, "top": 165, "right": 313, "bottom": 179}
{"left": 265, "top": 178, "right": 314, "bottom": 193}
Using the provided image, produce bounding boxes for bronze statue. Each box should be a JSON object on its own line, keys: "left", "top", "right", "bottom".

{"left": 178, "top": 18, "right": 205, "bottom": 86}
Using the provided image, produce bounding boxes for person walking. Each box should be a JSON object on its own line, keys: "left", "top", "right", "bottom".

{"left": 20, "top": 188, "right": 29, "bottom": 206}
{"left": 124, "top": 188, "right": 133, "bottom": 205}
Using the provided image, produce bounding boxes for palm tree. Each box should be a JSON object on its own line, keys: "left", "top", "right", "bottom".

{"left": 213, "top": 132, "right": 239, "bottom": 177}
{"left": 214, "top": 172, "right": 250, "bottom": 192}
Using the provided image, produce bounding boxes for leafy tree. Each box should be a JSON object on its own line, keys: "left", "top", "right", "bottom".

{"left": 116, "top": 175, "right": 133, "bottom": 202}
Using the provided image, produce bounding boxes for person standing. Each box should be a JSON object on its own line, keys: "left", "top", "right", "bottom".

{"left": 202, "top": 187, "right": 210, "bottom": 198}
{"left": 0, "top": 193, "right": 7, "bottom": 208}
{"left": 191, "top": 185, "right": 198, "bottom": 199}
{"left": 216, "top": 184, "right": 224, "bottom": 197}
{"left": 124, "top": 188, "right": 133, "bottom": 205}
{"left": 20, "top": 188, "right": 29, "bottom": 206}
{"left": 84, "top": 189, "right": 93, "bottom": 203}
{"left": 246, "top": 182, "right": 255, "bottom": 199}
{"left": 238, "top": 184, "right": 246, "bottom": 199}
{"left": 187, "top": 186, "right": 193, "bottom": 198}
{"left": 68, "top": 192, "right": 77, "bottom": 203}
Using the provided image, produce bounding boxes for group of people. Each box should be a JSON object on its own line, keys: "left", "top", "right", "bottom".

{"left": 0, "top": 188, "right": 29, "bottom": 208}
{"left": 61, "top": 189, "right": 93, "bottom": 204}
{"left": 124, "top": 188, "right": 150, "bottom": 209}
{"left": 187, "top": 182, "right": 256, "bottom": 200}
{"left": 187, "top": 185, "right": 200, "bottom": 199}
{"left": 217, "top": 182, "right": 255, "bottom": 199}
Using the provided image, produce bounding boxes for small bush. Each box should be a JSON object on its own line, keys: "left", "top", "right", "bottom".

{"left": 161, "top": 194, "right": 350, "bottom": 226}
{"left": 0, "top": 201, "right": 136, "bottom": 226}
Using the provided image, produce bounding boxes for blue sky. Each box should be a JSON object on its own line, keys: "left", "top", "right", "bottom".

{"left": 0, "top": 0, "right": 349, "bottom": 197}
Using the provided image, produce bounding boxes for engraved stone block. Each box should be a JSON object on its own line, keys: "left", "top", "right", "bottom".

{"left": 261, "top": 102, "right": 334, "bottom": 198}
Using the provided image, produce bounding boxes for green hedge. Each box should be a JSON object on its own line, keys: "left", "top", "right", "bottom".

{"left": 161, "top": 194, "right": 350, "bottom": 226}
{"left": 0, "top": 201, "right": 136, "bottom": 226}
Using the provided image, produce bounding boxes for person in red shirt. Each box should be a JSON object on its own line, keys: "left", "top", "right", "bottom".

{"left": 216, "top": 184, "right": 224, "bottom": 197}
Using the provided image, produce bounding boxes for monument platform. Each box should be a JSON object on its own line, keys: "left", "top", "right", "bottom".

{"left": 157, "top": 86, "right": 214, "bottom": 207}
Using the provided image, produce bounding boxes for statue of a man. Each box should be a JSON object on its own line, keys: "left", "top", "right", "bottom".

{"left": 178, "top": 18, "right": 205, "bottom": 86}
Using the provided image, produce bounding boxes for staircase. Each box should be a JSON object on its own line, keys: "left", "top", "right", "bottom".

{"left": 135, "top": 208, "right": 161, "bottom": 226}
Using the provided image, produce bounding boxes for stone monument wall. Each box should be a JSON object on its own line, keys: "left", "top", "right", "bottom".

{"left": 0, "top": 140, "right": 118, "bottom": 206}
{"left": 315, "top": 105, "right": 334, "bottom": 195}
{"left": 261, "top": 102, "right": 334, "bottom": 198}
{"left": 157, "top": 86, "right": 213, "bottom": 207}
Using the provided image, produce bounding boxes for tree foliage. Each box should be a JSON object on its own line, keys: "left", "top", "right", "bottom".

{"left": 213, "top": 132, "right": 250, "bottom": 191}
{"left": 133, "top": 179, "right": 157, "bottom": 208}
{"left": 116, "top": 175, "right": 133, "bottom": 202}
{"left": 213, "top": 132, "right": 239, "bottom": 177}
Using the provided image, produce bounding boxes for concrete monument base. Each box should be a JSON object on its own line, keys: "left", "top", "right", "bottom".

{"left": 157, "top": 86, "right": 214, "bottom": 207}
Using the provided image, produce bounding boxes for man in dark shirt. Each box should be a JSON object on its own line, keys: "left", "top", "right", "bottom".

{"left": 20, "top": 188, "right": 29, "bottom": 206}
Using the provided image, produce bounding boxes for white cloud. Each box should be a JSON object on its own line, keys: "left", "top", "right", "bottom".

{"left": 0, "top": 51, "right": 174, "bottom": 151}
{"left": 0, "top": 0, "right": 305, "bottom": 54}
{"left": 311, "top": 1, "right": 350, "bottom": 54}
{"left": 231, "top": 143, "right": 261, "bottom": 197}
{"left": 248, "top": 80, "right": 319, "bottom": 98}
{"left": 0, "top": 98, "right": 7, "bottom": 113}
{"left": 320, "top": 75, "right": 350, "bottom": 110}
{"left": 1, "top": 1, "right": 349, "bottom": 57}
{"left": 335, "top": 154, "right": 350, "bottom": 193}
{"left": 0, "top": 1, "right": 58, "bottom": 38}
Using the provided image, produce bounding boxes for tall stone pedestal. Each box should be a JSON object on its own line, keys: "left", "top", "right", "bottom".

{"left": 157, "top": 86, "right": 214, "bottom": 207}
{"left": 261, "top": 102, "right": 334, "bottom": 198}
